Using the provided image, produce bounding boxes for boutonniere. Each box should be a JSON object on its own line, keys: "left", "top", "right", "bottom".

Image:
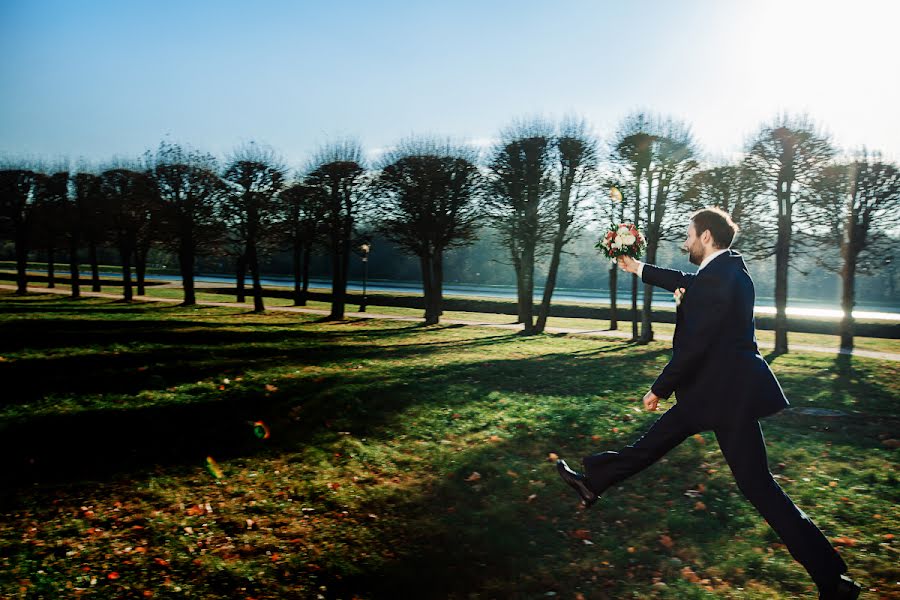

{"left": 674, "top": 287, "right": 686, "bottom": 307}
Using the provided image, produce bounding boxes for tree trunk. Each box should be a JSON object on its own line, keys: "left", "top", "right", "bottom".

{"left": 120, "top": 245, "right": 133, "bottom": 302}
{"left": 421, "top": 254, "right": 437, "bottom": 325}
{"left": 329, "top": 228, "right": 350, "bottom": 320}
{"left": 293, "top": 238, "right": 303, "bottom": 306}
{"left": 434, "top": 251, "right": 444, "bottom": 318}
{"left": 839, "top": 247, "right": 857, "bottom": 352}
{"left": 608, "top": 264, "right": 618, "bottom": 330}
{"left": 520, "top": 242, "right": 536, "bottom": 334}
{"left": 135, "top": 246, "right": 149, "bottom": 296}
{"left": 89, "top": 242, "right": 101, "bottom": 292}
{"left": 69, "top": 236, "right": 81, "bottom": 298}
{"left": 247, "top": 240, "right": 265, "bottom": 313}
{"left": 47, "top": 245, "right": 56, "bottom": 288}
{"left": 773, "top": 211, "right": 790, "bottom": 354}
{"left": 639, "top": 240, "right": 657, "bottom": 343}
{"left": 513, "top": 254, "right": 525, "bottom": 324}
{"left": 299, "top": 241, "right": 312, "bottom": 306}
{"left": 631, "top": 176, "right": 641, "bottom": 340}
{"left": 15, "top": 227, "right": 28, "bottom": 295}
{"left": 631, "top": 273, "right": 639, "bottom": 340}
{"left": 535, "top": 235, "right": 565, "bottom": 333}
{"left": 180, "top": 246, "right": 196, "bottom": 306}
{"left": 235, "top": 255, "right": 247, "bottom": 303}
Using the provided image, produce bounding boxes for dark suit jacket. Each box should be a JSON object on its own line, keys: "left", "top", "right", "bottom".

{"left": 642, "top": 250, "right": 789, "bottom": 428}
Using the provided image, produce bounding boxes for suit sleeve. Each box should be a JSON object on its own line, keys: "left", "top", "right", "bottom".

{"left": 641, "top": 264, "right": 696, "bottom": 292}
{"left": 651, "top": 274, "right": 730, "bottom": 399}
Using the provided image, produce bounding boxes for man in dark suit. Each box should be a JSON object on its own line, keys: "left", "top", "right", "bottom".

{"left": 556, "top": 208, "right": 861, "bottom": 599}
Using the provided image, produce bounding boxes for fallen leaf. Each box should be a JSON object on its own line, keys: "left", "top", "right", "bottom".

{"left": 571, "top": 529, "right": 591, "bottom": 540}
{"left": 265, "top": 384, "right": 278, "bottom": 392}
{"left": 832, "top": 536, "right": 857, "bottom": 546}
{"left": 465, "top": 472, "right": 482, "bottom": 482}
{"left": 693, "top": 501, "right": 707, "bottom": 511}
{"left": 526, "top": 494, "right": 537, "bottom": 503}
{"left": 659, "top": 534, "right": 674, "bottom": 549}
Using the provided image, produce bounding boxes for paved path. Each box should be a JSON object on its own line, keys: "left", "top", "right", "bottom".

{"left": 3, "top": 284, "right": 898, "bottom": 362}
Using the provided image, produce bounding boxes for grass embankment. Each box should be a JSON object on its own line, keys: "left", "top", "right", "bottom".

{"left": 0, "top": 291, "right": 897, "bottom": 598}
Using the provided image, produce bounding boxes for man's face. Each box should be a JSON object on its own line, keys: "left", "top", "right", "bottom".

{"left": 683, "top": 223, "right": 705, "bottom": 266}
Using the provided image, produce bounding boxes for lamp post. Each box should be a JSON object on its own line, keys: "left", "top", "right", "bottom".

{"left": 359, "top": 242, "right": 370, "bottom": 312}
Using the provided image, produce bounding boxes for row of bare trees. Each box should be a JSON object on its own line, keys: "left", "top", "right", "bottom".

{"left": 2, "top": 112, "right": 898, "bottom": 351}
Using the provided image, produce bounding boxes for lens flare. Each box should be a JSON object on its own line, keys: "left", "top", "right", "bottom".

{"left": 252, "top": 421, "right": 271, "bottom": 440}
{"left": 205, "top": 456, "right": 224, "bottom": 480}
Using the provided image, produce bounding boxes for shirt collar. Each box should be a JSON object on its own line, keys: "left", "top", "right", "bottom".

{"left": 698, "top": 249, "right": 729, "bottom": 272}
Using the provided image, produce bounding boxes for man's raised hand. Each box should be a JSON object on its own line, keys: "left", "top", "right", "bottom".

{"left": 617, "top": 256, "right": 640, "bottom": 274}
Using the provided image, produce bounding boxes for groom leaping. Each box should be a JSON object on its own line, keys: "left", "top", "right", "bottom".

{"left": 556, "top": 207, "right": 860, "bottom": 599}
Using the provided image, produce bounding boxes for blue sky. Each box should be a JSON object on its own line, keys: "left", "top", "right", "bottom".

{"left": 2, "top": 0, "right": 898, "bottom": 169}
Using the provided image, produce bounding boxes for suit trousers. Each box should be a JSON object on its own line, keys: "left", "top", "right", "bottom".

{"left": 582, "top": 404, "right": 848, "bottom": 588}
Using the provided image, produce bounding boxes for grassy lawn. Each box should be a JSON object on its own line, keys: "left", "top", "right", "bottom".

{"left": 7, "top": 274, "right": 900, "bottom": 355}
{"left": 0, "top": 290, "right": 898, "bottom": 599}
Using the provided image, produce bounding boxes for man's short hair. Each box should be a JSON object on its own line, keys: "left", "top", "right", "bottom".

{"left": 691, "top": 207, "right": 739, "bottom": 248}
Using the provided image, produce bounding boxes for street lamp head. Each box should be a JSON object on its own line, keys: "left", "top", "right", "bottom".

{"left": 360, "top": 243, "right": 371, "bottom": 254}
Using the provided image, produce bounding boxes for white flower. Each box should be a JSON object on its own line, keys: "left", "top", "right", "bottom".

{"left": 618, "top": 226, "right": 630, "bottom": 235}
{"left": 612, "top": 241, "right": 622, "bottom": 249}
{"left": 621, "top": 233, "right": 636, "bottom": 246}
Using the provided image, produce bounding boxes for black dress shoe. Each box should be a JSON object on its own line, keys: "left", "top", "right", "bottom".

{"left": 819, "top": 574, "right": 861, "bottom": 600}
{"left": 556, "top": 459, "right": 599, "bottom": 507}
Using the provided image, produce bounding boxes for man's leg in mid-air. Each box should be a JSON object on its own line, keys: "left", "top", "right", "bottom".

{"left": 582, "top": 404, "right": 700, "bottom": 495}
{"left": 714, "top": 420, "right": 850, "bottom": 594}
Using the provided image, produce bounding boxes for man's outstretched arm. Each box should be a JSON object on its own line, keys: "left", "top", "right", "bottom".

{"left": 617, "top": 256, "right": 695, "bottom": 292}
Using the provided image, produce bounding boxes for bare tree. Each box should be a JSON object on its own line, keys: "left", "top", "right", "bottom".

{"left": 31, "top": 170, "right": 70, "bottom": 289}
{"left": 610, "top": 116, "right": 654, "bottom": 340}
{"left": 72, "top": 171, "right": 106, "bottom": 292}
{"left": 305, "top": 141, "right": 367, "bottom": 320}
{"left": 611, "top": 112, "right": 700, "bottom": 342}
{"left": 222, "top": 143, "right": 287, "bottom": 312}
{"left": 99, "top": 167, "right": 157, "bottom": 302}
{"left": 150, "top": 142, "right": 224, "bottom": 305}
{"left": 807, "top": 153, "right": 900, "bottom": 350}
{"left": 277, "top": 181, "right": 327, "bottom": 306}
{"left": 0, "top": 167, "right": 42, "bottom": 295}
{"left": 372, "top": 138, "right": 484, "bottom": 325}
{"left": 535, "top": 118, "right": 598, "bottom": 333}
{"left": 595, "top": 179, "right": 628, "bottom": 329}
{"left": 745, "top": 114, "right": 835, "bottom": 354}
{"left": 485, "top": 119, "right": 557, "bottom": 334}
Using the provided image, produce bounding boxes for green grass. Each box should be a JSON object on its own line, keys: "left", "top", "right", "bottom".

{"left": 8, "top": 274, "right": 900, "bottom": 355}
{"left": 0, "top": 290, "right": 898, "bottom": 599}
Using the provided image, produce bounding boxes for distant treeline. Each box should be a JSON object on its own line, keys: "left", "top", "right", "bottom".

{"left": 1, "top": 112, "right": 897, "bottom": 352}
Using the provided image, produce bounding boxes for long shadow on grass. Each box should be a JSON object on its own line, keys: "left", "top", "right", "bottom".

{"left": 0, "top": 340, "right": 659, "bottom": 495}
{"left": 0, "top": 320, "right": 520, "bottom": 402}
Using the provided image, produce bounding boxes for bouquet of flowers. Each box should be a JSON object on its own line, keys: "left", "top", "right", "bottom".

{"left": 595, "top": 222, "right": 646, "bottom": 261}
